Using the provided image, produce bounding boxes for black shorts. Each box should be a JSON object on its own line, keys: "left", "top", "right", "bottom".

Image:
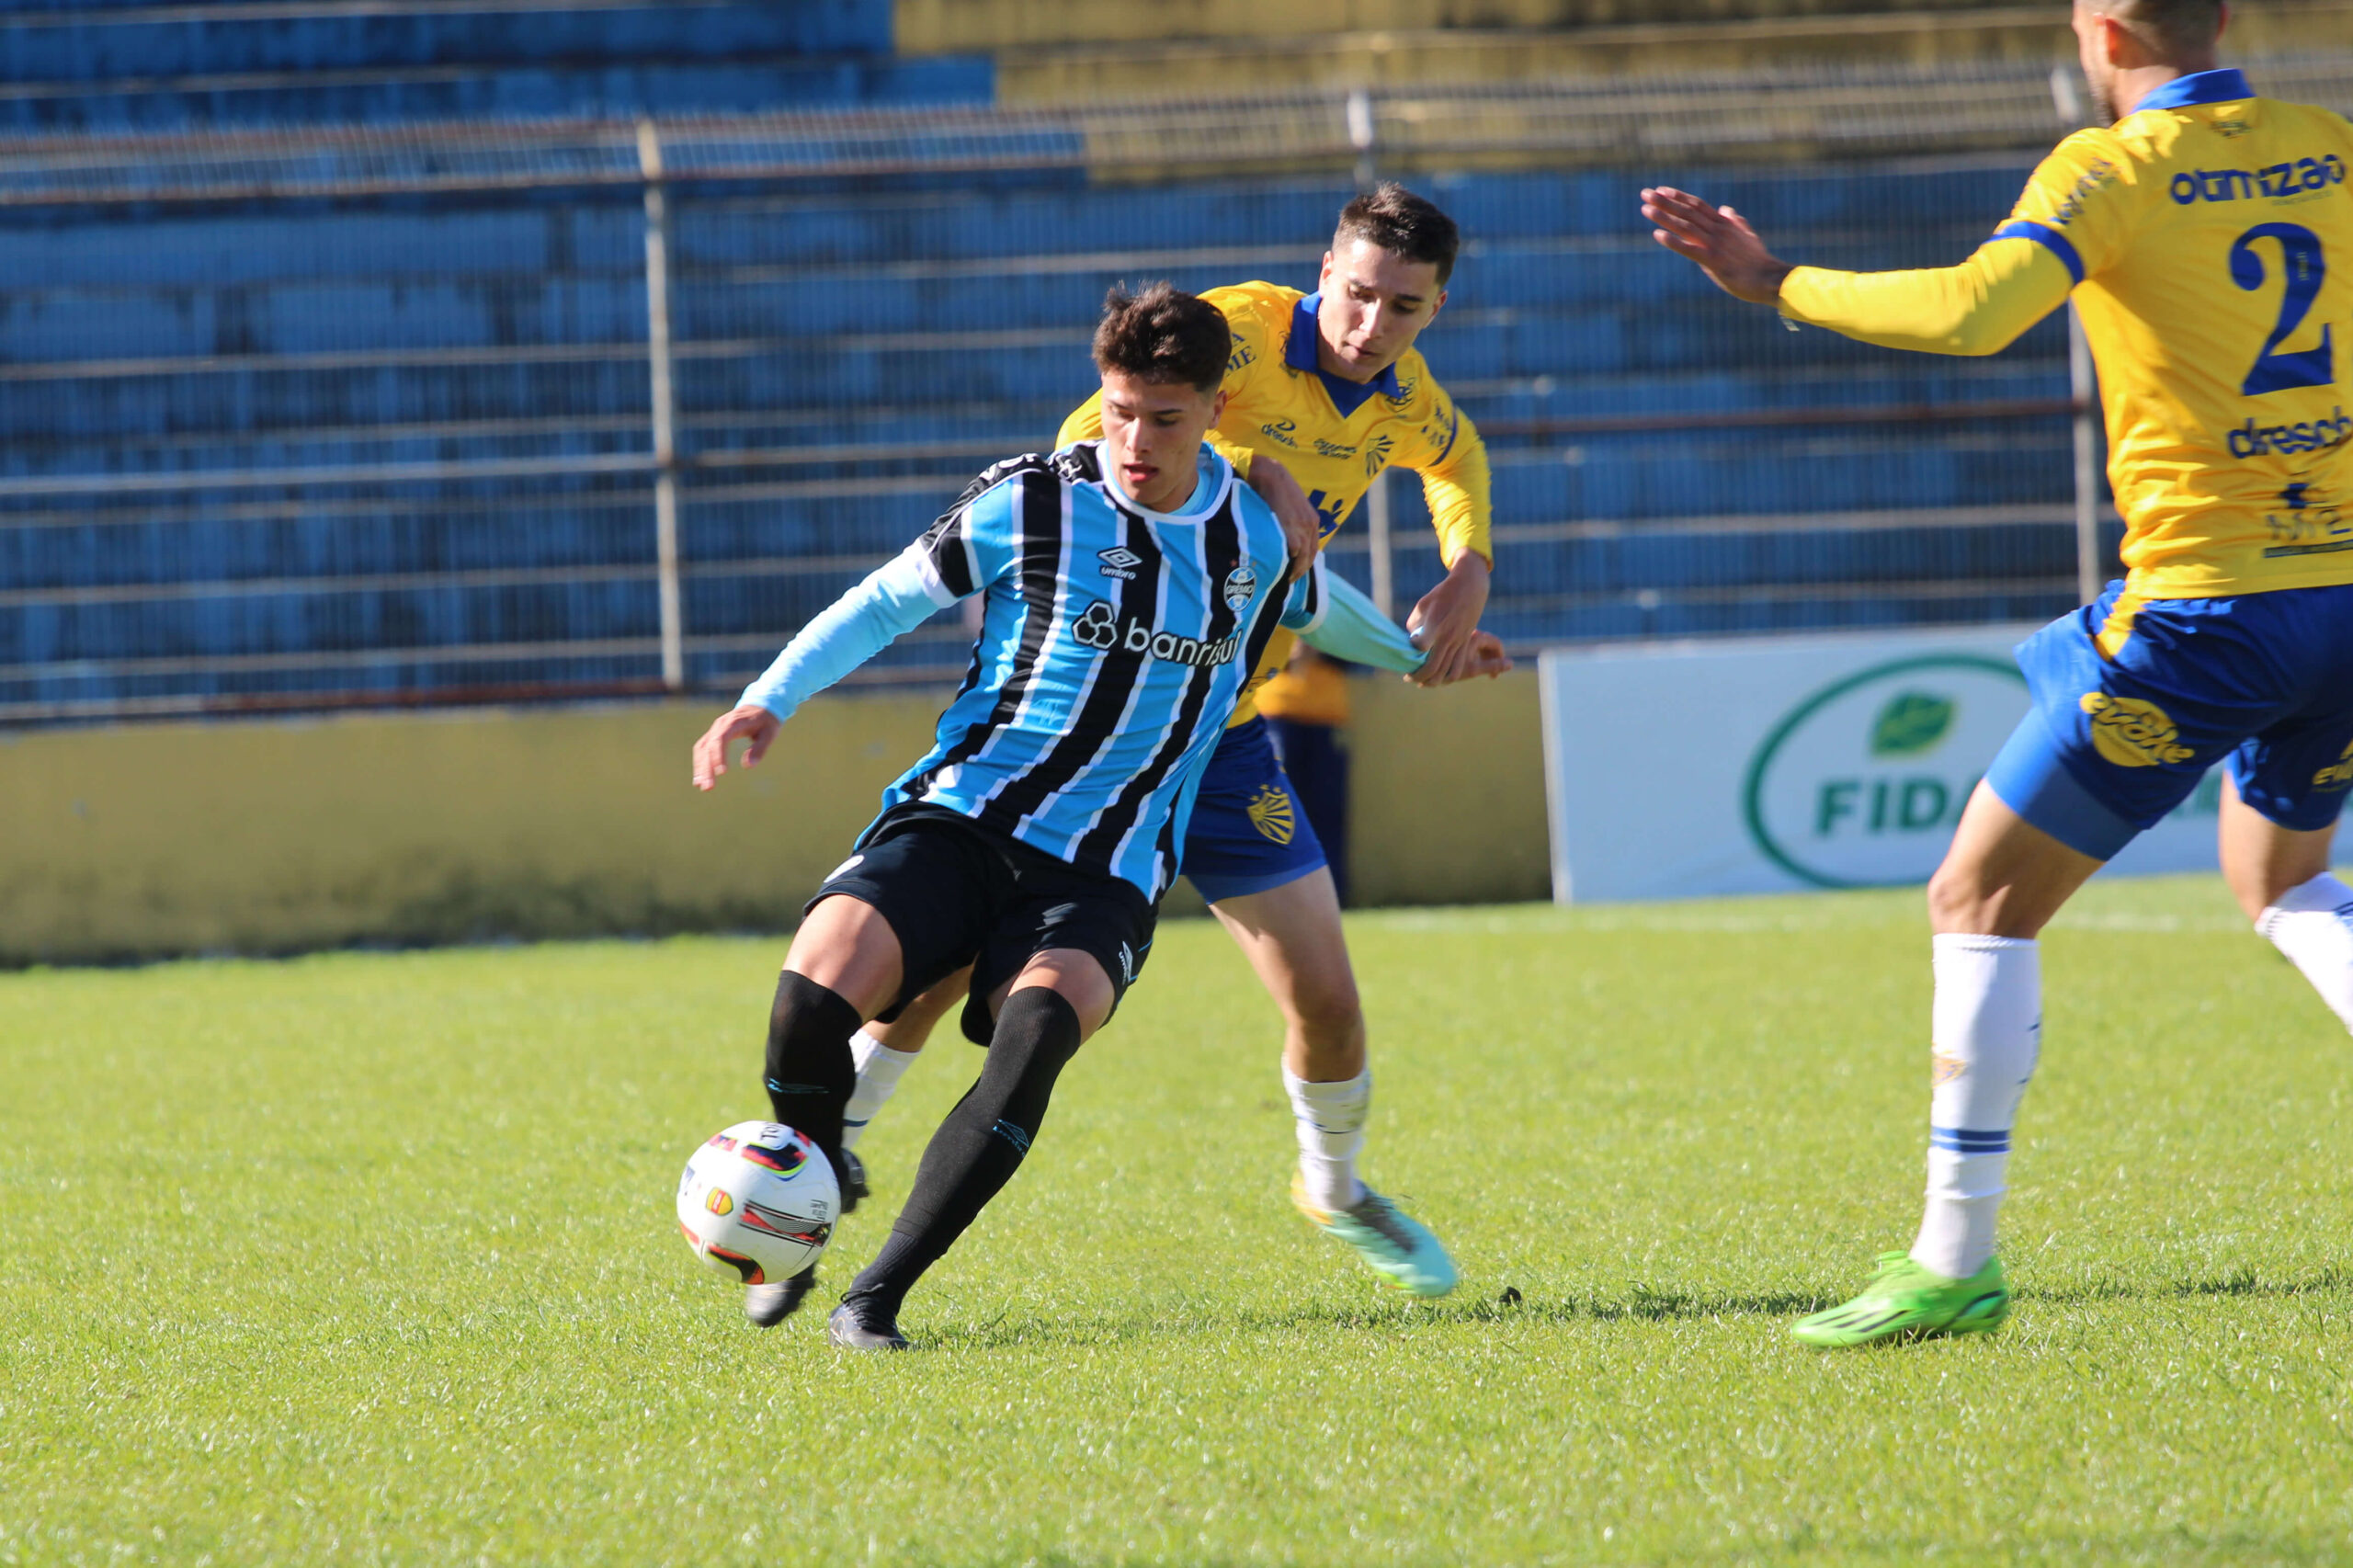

{"left": 806, "top": 805, "right": 1157, "bottom": 1045}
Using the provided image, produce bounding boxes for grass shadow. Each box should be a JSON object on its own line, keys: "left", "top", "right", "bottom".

{"left": 909, "top": 1266, "right": 2353, "bottom": 1353}
{"left": 913, "top": 1284, "right": 1841, "bottom": 1354}
{"left": 2019, "top": 1263, "right": 2353, "bottom": 1308}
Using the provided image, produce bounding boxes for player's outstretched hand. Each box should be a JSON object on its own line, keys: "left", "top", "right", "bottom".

{"left": 1410, "top": 628, "right": 1513, "bottom": 687}
{"left": 692, "top": 704, "right": 781, "bottom": 792}
{"left": 1640, "top": 186, "right": 1794, "bottom": 305}
{"left": 1243, "top": 453, "right": 1322, "bottom": 583}
{"left": 1404, "top": 551, "right": 1492, "bottom": 685}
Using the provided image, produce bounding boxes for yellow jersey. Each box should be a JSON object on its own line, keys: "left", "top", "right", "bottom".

{"left": 1059, "top": 279, "right": 1493, "bottom": 723}
{"left": 1781, "top": 68, "right": 2353, "bottom": 601}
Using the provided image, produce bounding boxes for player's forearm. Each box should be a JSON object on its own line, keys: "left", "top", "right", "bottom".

{"left": 1779, "top": 239, "right": 2074, "bottom": 358}
{"left": 1301, "top": 572, "right": 1425, "bottom": 675}
{"left": 738, "top": 548, "right": 950, "bottom": 722}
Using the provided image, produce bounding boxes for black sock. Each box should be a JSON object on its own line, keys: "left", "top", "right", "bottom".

{"left": 762, "top": 971, "right": 862, "bottom": 1177}
{"left": 846, "top": 986, "right": 1084, "bottom": 1318}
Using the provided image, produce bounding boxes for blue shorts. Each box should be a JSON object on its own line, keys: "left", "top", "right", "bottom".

{"left": 1181, "top": 716, "right": 1329, "bottom": 903}
{"left": 1985, "top": 580, "right": 2353, "bottom": 859}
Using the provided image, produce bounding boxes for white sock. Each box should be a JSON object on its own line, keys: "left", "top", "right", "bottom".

{"left": 2256, "top": 872, "right": 2353, "bottom": 1035}
{"left": 1911, "top": 935, "right": 2040, "bottom": 1280}
{"left": 840, "top": 1031, "right": 919, "bottom": 1151}
{"left": 1284, "top": 1067, "right": 1370, "bottom": 1212}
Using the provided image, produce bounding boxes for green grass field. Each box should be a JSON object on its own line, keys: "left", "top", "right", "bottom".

{"left": 6, "top": 873, "right": 2353, "bottom": 1566}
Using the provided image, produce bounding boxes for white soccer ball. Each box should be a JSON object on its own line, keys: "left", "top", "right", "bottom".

{"left": 676, "top": 1121, "right": 840, "bottom": 1285}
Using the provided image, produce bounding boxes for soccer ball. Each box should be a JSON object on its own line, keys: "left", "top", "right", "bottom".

{"left": 676, "top": 1121, "right": 840, "bottom": 1285}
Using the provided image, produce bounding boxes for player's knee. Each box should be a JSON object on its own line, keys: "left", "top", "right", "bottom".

{"left": 1286, "top": 977, "right": 1364, "bottom": 1048}
{"left": 1924, "top": 860, "right": 1987, "bottom": 933}
{"left": 981, "top": 986, "right": 1086, "bottom": 1133}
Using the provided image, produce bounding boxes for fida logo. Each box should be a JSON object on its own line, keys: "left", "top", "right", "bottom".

{"left": 1742, "top": 654, "right": 2029, "bottom": 889}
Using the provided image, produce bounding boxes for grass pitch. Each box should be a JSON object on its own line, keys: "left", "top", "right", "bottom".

{"left": 6, "top": 873, "right": 2353, "bottom": 1566}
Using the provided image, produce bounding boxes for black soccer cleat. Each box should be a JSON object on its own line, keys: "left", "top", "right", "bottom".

{"left": 744, "top": 1264, "right": 819, "bottom": 1329}
{"left": 835, "top": 1146, "right": 869, "bottom": 1216}
{"left": 826, "top": 1298, "right": 911, "bottom": 1352}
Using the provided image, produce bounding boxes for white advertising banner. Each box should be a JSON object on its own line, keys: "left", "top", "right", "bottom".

{"left": 1539, "top": 628, "right": 2223, "bottom": 903}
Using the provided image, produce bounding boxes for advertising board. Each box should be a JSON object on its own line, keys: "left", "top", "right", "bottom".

{"left": 1538, "top": 629, "right": 2222, "bottom": 903}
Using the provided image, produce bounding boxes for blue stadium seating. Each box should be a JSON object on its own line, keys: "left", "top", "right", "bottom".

{"left": 0, "top": 157, "right": 2097, "bottom": 712}
{"left": 0, "top": 1, "right": 987, "bottom": 130}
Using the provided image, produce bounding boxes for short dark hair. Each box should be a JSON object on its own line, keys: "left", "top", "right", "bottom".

{"left": 1091, "top": 282, "right": 1230, "bottom": 393}
{"left": 1334, "top": 182, "right": 1461, "bottom": 286}
{"left": 2095, "top": 0, "right": 2224, "bottom": 56}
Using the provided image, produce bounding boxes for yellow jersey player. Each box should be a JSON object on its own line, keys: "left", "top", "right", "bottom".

{"left": 1644, "top": 0, "right": 2353, "bottom": 1347}
{"left": 830, "top": 185, "right": 1503, "bottom": 1299}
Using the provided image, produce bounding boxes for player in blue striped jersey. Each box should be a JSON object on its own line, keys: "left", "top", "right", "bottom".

{"left": 689, "top": 285, "right": 1506, "bottom": 1348}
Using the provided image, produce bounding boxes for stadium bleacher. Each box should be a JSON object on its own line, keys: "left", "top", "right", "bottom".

{"left": 0, "top": 0, "right": 989, "bottom": 130}
{"left": 0, "top": 0, "right": 2109, "bottom": 719}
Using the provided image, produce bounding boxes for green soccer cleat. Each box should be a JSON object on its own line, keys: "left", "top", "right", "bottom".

{"left": 1790, "top": 1252, "right": 2010, "bottom": 1348}
{"left": 1291, "top": 1175, "right": 1458, "bottom": 1299}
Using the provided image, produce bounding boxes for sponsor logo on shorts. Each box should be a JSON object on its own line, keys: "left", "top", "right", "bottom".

{"left": 1072, "top": 599, "right": 1241, "bottom": 666}
{"left": 1117, "top": 942, "right": 1136, "bottom": 985}
{"left": 1932, "top": 1052, "right": 1967, "bottom": 1087}
{"left": 1097, "top": 546, "right": 1143, "bottom": 581}
{"left": 2078, "top": 692, "right": 2197, "bottom": 767}
{"left": 824, "top": 854, "right": 864, "bottom": 884}
{"left": 1246, "top": 784, "right": 1296, "bottom": 845}
{"left": 2316, "top": 739, "right": 2353, "bottom": 792}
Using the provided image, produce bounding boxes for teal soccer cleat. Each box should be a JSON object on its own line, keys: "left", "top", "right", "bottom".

{"left": 1292, "top": 1175, "right": 1458, "bottom": 1299}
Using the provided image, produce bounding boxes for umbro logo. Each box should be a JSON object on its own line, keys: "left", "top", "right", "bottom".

{"left": 1098, "top": 546, "right": 1142, "bottom": 581}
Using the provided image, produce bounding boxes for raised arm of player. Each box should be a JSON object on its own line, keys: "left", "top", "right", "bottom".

{"left": 691, "top": 483, "right": 1012, "bottom": 790}
{"left": 1643, "top": 185, "right": 2073, "bottom": 354}
{"left": 1398, "top": 398, "right": 1495, "bottom": 687}
{"left": 1641, "top": 127, "right": 2135, "bottom": 356}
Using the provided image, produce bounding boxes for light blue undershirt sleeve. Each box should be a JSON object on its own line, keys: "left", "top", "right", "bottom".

{"left": 737, "top": 544, "right": 960, "bottom": 722}
{"left": 1292, "top": 564, "right": 1427, "bottom": 675}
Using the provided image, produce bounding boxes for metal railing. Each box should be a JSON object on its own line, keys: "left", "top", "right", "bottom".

{"left": 17, "top": 52, "right": 2319, "bottom": 722}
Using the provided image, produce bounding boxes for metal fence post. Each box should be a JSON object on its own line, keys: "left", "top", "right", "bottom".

{"left": 1345, "top": 85, "right": 1394, "bottom": 612}
{"left": 2069, "top": 302, "right": 2101, "bottom": 605}
{"left": 639, "top": 117, "right": 686, "bottom": 691}
{"left": 1346, "top": 87, "right": 1376, "bottom": 193}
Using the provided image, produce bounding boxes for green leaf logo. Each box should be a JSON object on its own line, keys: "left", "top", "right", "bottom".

{"left": 1870, "top": 691, "right": 1956, "bottom": 757}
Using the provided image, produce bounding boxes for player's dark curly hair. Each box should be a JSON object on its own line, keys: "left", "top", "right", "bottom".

{"left": 1335, "top": 182, "right": 1461, "bottom": 286}
{"left": 1091, "top": 282, "right": 1231, "bottom": 393}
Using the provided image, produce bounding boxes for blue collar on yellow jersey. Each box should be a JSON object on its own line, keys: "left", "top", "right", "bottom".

{"left": 1284, "top": 292, "right": 1404, "bottom": 416}
{"left": 2130, "top": 67, "right": 2253, "bottom": 115}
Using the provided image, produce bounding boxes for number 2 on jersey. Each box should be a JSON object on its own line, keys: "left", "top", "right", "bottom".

{"left": 2231, "top": 222, "right": 2335, "bottom": 394}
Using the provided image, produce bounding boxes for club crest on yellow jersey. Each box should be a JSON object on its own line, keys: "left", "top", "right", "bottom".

{"left": 2079, "top": 692, "right": 2197, "bottom": 767}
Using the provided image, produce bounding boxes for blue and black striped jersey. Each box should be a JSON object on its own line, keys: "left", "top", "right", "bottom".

{"left": 886, "top": 440, "right": 1323, "bottom": 900}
